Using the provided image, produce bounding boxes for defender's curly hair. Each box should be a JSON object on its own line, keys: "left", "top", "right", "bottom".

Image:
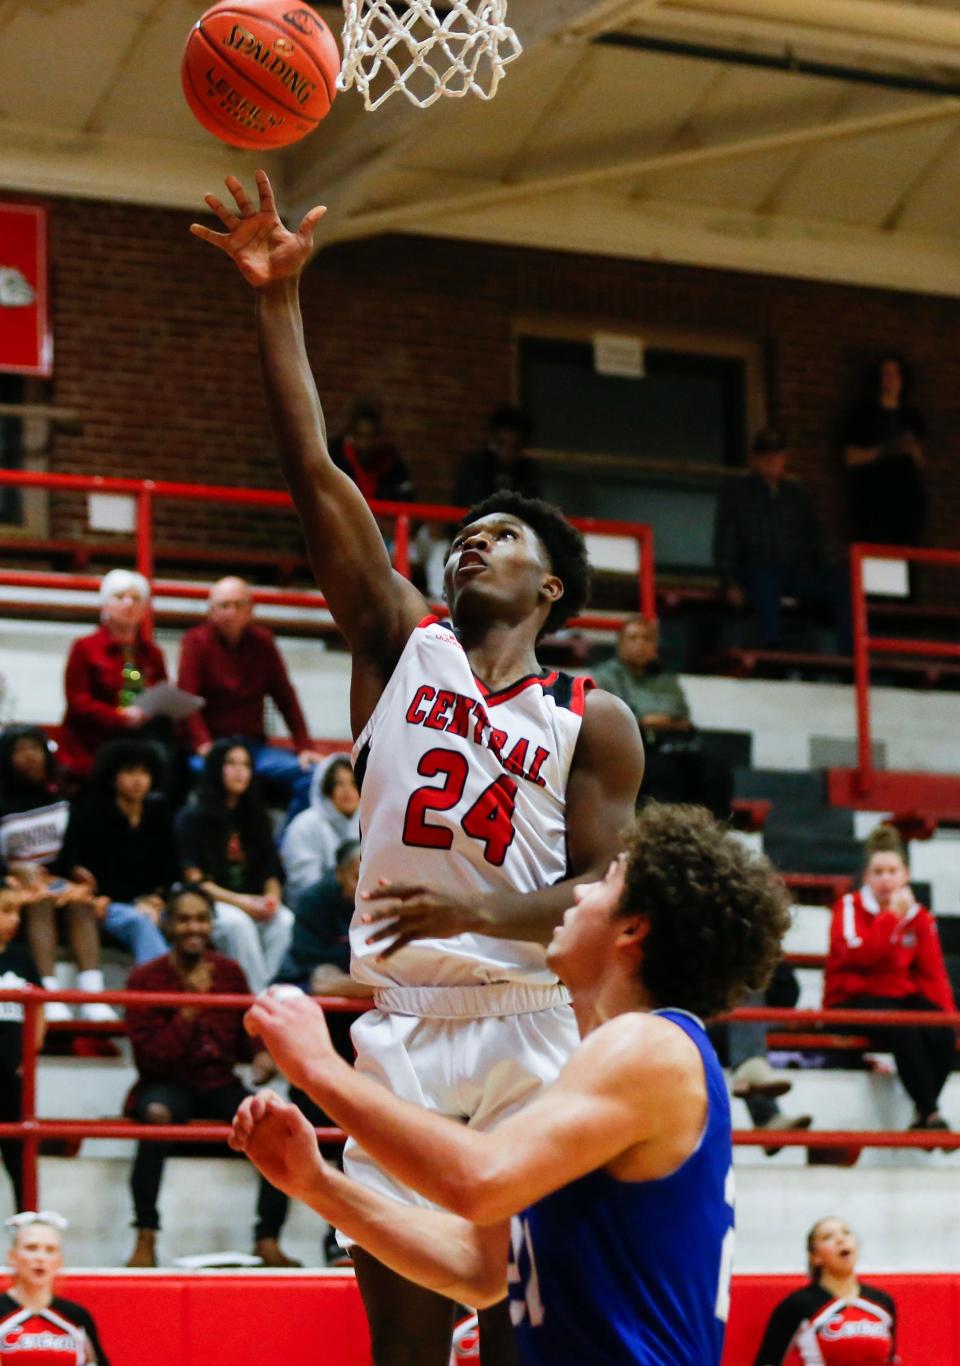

{"left": 459, "top": 492, "right": 590, "bottom": 634}
{"left": 619, "top": 804, "right": 791, "bottom": 1018}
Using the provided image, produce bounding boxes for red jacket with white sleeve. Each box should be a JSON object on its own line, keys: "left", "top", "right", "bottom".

{"left": 823, "top": 886, "right": 956, "bottom": 1011}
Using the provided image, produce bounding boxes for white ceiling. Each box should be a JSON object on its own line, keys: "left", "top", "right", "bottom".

{"left": 3, "top": 0, "right": 960, "bottom": 293}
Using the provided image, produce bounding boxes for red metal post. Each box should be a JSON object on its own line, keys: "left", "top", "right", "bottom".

{"left": 639, "top": 526, "right": 656, "bottom": 621}
{"left": 394, "top": 514, "right": 411, "bottom": 580}
{"left": 850, "top": 544, "right": 873, "bottom": 796}
{"left": 136, "top": 486, "right": 154, "bottom": 636}
{"left": 20, "top": 993, "right": 40, "bottom": 1211}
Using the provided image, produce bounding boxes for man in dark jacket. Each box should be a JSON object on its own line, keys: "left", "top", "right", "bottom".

{"left": 713, "top": 427, "right": 851, "bottom": 651}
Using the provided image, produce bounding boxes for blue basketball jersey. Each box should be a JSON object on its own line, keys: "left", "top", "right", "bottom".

{"left": 507, "top": 1009, "right": 735, "bottom": 1366}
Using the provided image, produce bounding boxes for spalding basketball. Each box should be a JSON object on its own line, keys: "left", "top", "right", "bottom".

{"left": 182, "top": 1, "right": 340, "bottom": 150}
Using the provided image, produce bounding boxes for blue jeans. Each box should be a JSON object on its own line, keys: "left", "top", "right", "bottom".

{"left": 189, "top": 742, "right": 313, "bottom": 819}
{"left": 102, "top": 902, "right": 167, "bottom": 964}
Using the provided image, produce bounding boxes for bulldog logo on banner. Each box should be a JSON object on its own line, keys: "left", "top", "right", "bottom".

{"left": 0, "top": 205, "right": 52, "bottom": 377}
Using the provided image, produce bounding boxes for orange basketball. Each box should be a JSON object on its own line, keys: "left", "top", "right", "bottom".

{"left": 181, "top": 1, "right": 340, "bottom": 150}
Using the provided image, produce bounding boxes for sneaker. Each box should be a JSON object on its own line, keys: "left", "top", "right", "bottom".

{"left": 732, "top": 1057, "right": 792, "bottom": 1100}
{"left": 760, "top": 1112, "right": 813, "bottom": 1157}
{"left": 78, "top": 1001, "right": 120, "bottom": 1023}
{"left": 43, "top": 1000, "right": 74, "bottom": 1024}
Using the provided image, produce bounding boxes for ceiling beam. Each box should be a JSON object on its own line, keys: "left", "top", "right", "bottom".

{"left": 659, "top": 0, "right": 960, "bottom": 49}
{"left": 325, "top": 95, "right": 960, "bottom": 243}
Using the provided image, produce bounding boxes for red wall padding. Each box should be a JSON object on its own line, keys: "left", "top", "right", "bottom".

{"left": 16, "top": 1272, "right": 958, "bottom": 1364}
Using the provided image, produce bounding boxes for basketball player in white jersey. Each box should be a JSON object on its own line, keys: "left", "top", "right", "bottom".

{"left": 193, "top": 171, "right": 643, "bottom": 1366}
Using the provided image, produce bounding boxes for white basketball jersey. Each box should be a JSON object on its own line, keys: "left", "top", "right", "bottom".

{"left": 351, "top": 616, "right": 593, "bottom": 989}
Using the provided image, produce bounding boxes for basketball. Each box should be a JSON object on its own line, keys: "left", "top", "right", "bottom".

{"left": 181, "top": 1, "right": 341, "bottom": 150}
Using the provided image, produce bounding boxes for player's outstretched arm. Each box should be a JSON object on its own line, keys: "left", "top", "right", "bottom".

{"left": 231, "top": 1090, "right": 509, "bottom": 1307}
{"left": 362, "top": 689, "right": 644, "bottom": 950}
{"left": 192, "top": 172, "right": 426, "bottom": 684}
{"left": 244, "top": 993, "right": 693, "bottom": 1227}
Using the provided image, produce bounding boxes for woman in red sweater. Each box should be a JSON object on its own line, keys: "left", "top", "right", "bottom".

{"left": 824, "top": 825, "right": 955, "bottom": 1132}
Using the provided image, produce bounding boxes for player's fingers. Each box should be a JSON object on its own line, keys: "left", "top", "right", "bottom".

{"left": 255, "top": 168, "right": 279, "bottom": 217}
{"left": 203, "top": 193, "right": 241, "bottom": 229}
{"left": 375, "top": 932, "right": 419, "bottom": 960}
{"left": 226, "top": 174, "right": 256, "bottom": 216}
{"left": 297, "top": 204, "right": 327, "bottom": 237}
{"left": 363, "top": 882, "right": 423, "bottom": 901}
{"left": 189, "top": 223, "right": 231, "bottom": 251}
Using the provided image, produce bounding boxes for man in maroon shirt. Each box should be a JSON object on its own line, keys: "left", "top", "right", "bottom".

{"left": 177, "top": 576, "right": 320, "bottom": 807}
{"left": 124, "top": 884, "right": 299, "bottom": 1269}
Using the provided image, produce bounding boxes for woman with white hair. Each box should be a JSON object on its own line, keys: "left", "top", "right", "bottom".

{"left": 58, "top": 569, "right": 168, "bottom": 781}
{"left": 0, "top": 1212, "right": 110, "bottom": 1363}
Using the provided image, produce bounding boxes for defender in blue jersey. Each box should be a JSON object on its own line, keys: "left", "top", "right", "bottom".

{"left": 233, "top": 804, "right": 790, "bottom": 1366}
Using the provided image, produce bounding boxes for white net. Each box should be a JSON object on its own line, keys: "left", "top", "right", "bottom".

{"left": 338, "top": 0, "right": 522, "bottom": 111}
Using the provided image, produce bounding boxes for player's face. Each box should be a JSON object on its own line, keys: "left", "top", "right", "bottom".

{"left": 443, "top": 515, "right": 560, "bottom": 629}
{"left": 9, "top": 1225, "right": 62, "bottom": 1290}
{"left": 114, "top": 763, "right": 152, "bottom": 805}
{"left": 864, "top": 852, "right": 908, "bottom": 907}
{"left": 0, "top": 898, "right": 22, "bottom": 947}
{"left": 547, "top": 857, "right": 627, "bottom": 987}
{"left": 222, "top": 746, "right": 253, "bottom": 798}
{"left": 11, "top": 736, "right": 47, "bottom": 787}
{"left": 169, "top": 896, "right": 214, "bottom": 955}
{"left": 810, "top": 1219, "right": 859, "bottom": 1278}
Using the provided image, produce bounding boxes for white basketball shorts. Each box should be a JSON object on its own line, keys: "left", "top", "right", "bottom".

{"left": 339, "top": 983, "right": 578, "bottom": 1231}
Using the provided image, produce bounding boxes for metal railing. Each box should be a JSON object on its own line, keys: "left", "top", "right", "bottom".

{"left": 4, "top": 988, "right": 959, "bottom": 1212}
{"left": 0, "top": 470, "right": 656, "bottom": 628}
{"left": 850, "top": 541, "right": 960, "bottom": 795}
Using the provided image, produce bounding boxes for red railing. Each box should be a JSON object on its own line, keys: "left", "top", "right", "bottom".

{"left": 0, "top": 470, "right": 656, "bottom": 627}
{"left": 850, "top": 542, "right": 960, "bottom": 795}
{"left": 6, "top": 988, "right": 960, "bottom": 1212}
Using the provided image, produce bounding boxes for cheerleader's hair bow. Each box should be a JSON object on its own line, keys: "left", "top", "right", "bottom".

{"left": 5, "top": 1211, "right": 69, "bottom": 1232}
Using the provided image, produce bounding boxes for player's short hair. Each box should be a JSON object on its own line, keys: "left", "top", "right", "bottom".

{"left": 458, "top": 492, "right": 590, "bottom": 634}
{"left": 618, "top": 804, "right": 790, "bottom": 1018}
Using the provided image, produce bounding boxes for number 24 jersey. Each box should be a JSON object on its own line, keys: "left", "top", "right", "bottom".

{"left": 350, "top": 616, "right": 593, "bottom": 990}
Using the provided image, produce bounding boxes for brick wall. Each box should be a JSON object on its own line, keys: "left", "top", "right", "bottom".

{"left": 32, "top": 193, "right": 960, "bottom": 578}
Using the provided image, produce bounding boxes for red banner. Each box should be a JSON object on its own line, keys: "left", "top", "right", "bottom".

{"left": 0, "top": 204, "right": 52, "bottom": 376}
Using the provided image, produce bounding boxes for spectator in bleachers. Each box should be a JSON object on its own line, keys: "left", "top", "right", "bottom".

{"left": 825, "top": 825, "right": 956, "bottom": 1133}
{"left": 713, "top": 428, "right": 852, "bottom": 653}
{"left": 726, "top": 981, "right": 812, "bottom": 1157}
{"left": 753, "top": 1216, "right": 898, "bottom": 1366}
{"left": 453, "top": 406, "right": 540, "bottom": 506}
{"left": 843, "top": 353, "right": 927, "bottom": 546}
{"left": 124, "top": 884, "right": 298, "bottom": 1270}
{"left": 329, "top": 400, "right": 414, "bottom": 505}
{"left": 175, "top": 740, "right": 293, "bottom": 994}
{"left": 0, "top": 726, "right": 109, "bottom": 1023}
{"left": 276, "top": 839, "right": 366, "bottom": 999}
{"left": 0, "top": 885, "right": 45, "bottom": 1211}
{"left": 279, "top": 755, "right": 360, "bottom": 905}
{"left": 58, "top": 740, "right": 173, "bottom": 997}
{"left": 269, "top": 840, "right": 370, "bottom": 1266}
{"left": 594, "top": 618, "right": 733, "bottom": 818}
{"left": 177, "top": 577, "right": 321, "bottom": 812}
{"left": 58, "top": 570, "right": 168, "bottom": 782}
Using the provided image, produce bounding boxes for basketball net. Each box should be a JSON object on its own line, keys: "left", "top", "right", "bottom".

{"left": 338, "top": 0, "right": 522, "bottom": 111}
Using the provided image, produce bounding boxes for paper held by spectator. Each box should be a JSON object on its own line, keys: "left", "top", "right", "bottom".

{"left": 135, "top": 683, "right": 205, "bottom": 721}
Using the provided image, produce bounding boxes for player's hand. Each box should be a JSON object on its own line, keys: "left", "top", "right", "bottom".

{"left": 244, "top": 987, "right": 337, "bottom": 1092}
{"left": 230, "top": 1090, "right": 325, "bottom": 1199}
{"left": 360, "top": 880, "right": 485, "bottom": 957}
{"left": 190, "top": 171, "right": 327, "bottom": 289}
